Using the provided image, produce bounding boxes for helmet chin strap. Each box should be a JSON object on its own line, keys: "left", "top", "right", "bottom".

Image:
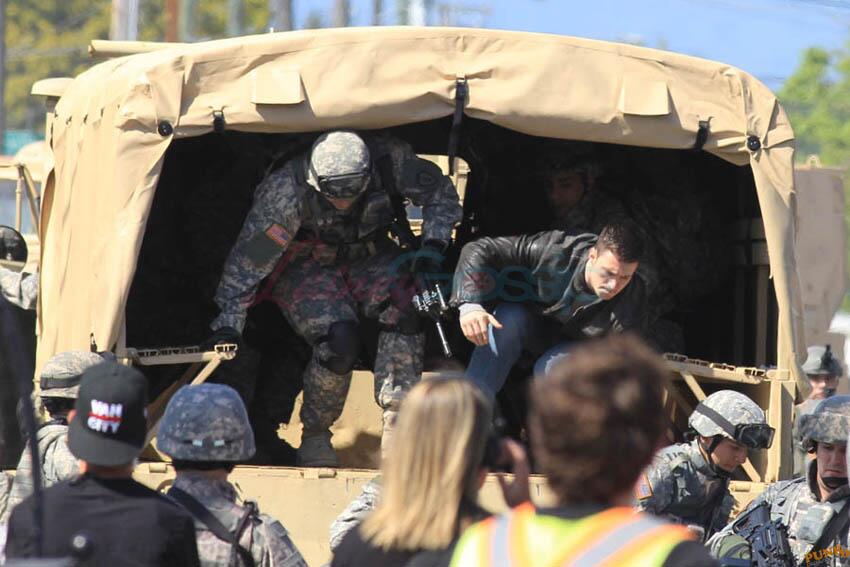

{"left": 699, "top": 435, "right": 732, "bottom": 479}
{"left": 822, "top": 476, "right": 849, "bottom": 490}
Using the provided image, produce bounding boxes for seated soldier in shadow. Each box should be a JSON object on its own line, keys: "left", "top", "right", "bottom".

{"left": 536, "top": 149, "right": 623, "bottom": 233}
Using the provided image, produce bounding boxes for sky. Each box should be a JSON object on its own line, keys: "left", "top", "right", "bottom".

{"left": 290, "top": 0, "right": 850, "bottom": 90}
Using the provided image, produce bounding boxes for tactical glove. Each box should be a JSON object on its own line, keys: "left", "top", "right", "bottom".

{"left": 201, "top": 326, "right": 242, "bottom": 351}
{"left": 410, "top": 239, "right": 448, "bottom": 279}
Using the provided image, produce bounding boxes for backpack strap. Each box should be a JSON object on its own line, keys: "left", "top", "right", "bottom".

{"left": 169, "top": 486, "right": 256, "bottom": 567}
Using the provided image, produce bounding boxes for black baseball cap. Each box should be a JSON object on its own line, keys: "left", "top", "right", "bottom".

{"left": 68, "top": 362, "right": 148, "bottom": 466}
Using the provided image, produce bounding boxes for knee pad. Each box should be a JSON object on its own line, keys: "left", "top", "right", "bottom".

{"left": 315, "top": 321, "right": 361, "bottom": 375}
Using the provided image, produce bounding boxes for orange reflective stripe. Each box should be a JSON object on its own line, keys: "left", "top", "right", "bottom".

{"left": 508, "top": 503, "right": 535, "bottom": 567}
{"left": 477, "top": 516, "right": 498, "bottom": 567}
{"left": 554, "top": 507, "right": 643, "bottom": 564}
{"left": 597, "top": 523, "right": 694, "bottom": 567}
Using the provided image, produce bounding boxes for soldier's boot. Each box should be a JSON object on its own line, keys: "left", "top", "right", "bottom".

{"left": 297, "top": 431, "right": 339, "bottom": 468}
{"left": 381, "top": 409, "right": 399, "bottom": 461}
{"left": 374, "top": 331, "right": 424, "bottom": 458}
{"left": 297, "top": 359, "right": 351, "bottom": 468}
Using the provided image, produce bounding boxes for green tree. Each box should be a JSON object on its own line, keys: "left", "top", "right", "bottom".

{"left": 779, "top": 46, "right": 850, "bottom": 165}
{"left": 779, "top": 44, "right": 850, "bottom": 310}
{"left": 6, "top": 0, "right": 110, "bottom": 132}
{"left": 5, "top": 0, "right": 279, "bottom": 136}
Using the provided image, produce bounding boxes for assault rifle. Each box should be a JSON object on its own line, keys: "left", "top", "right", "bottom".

{"left": 412, "top": 279, "right": 453, "bottom": 358}
{"left": 720, "top": 501, "right": 794, "bottom": 567}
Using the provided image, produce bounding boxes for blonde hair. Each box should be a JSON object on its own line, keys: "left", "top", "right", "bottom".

{"left": 360, "top": 378, "right": 492, "bottom": 551}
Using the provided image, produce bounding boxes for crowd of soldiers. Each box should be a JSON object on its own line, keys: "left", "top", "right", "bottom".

{"left": 0, "top": 128, "right": 848, "bottom": 566}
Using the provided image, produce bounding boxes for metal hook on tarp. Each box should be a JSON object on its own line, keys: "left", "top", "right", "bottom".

{"left": 693, "top": 119, "right": 710, "bottom": 151}
{"left": 448, "top": 77, "right": 468, "bottom": 175}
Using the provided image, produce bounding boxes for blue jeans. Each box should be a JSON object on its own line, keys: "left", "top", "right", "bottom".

{"left": 465, "top": 303, "right": 571, "bottom": 400}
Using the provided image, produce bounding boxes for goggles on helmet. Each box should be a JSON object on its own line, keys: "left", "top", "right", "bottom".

{"left": 732, "top": 423, "right": 775, "bottom": 450}
{"left": 313, "top": 167, "right": 372, "bottom": 199}
{"left": 693, "top": 404, "right": 775, "bottom": 450}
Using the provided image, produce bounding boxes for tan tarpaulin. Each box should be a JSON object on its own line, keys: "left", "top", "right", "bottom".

{"left": 36, "top": 26, "right": 805, "bottom": 386}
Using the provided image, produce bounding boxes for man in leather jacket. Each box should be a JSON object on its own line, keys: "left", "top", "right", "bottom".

{"left": 450, "top": 219, "right": 648, "bottom": 399}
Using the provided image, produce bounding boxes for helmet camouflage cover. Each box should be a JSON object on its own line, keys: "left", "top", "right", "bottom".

{"left": 39, "top": 350, "right": 107, "bottom": 400}
{"left": 688, "top": 390, "right": 767, "bottom": 439}
{"left": 308, "top": 130, "right": 372, "bottom": 199}
{"left": 0, "top": 225, "right": 27, "bottom": 266}
{"left": 800, "top": 395, "right": 850, "bottom": 449}
{"left": 157, "top": 383, "right": 256, "bottom": 462}
{"left": 802, "top": 345, "right": 843, "bottom": 377}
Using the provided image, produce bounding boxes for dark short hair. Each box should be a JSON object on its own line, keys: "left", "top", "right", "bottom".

{"left": 529, "top": 334, "right": 669, "bottom": 505}
{"left": 172, "top": 460, "right": 236, "bottom": 473}
{"left": 42, "top": 397, "right": 76, "bottom": 417}
{"left": 595, "top": 219, "right": 644, "bottom": 263}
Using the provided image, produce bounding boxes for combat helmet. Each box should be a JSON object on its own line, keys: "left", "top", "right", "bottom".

{"left": 0, "top": 225, "right": 27, "bottom": 270}
{"left": 40, "top": 350, "right": 108, "bottom": 400}
{"left": 157, "top": 383, "right": 255, "bottom": 462}
{"left": 802, "top": 345, "right": 843, "bottom": 378}
{"left": 689, "top": 390, "right": 774, "bottom": 450}
{"left": 800, "top": 395, "right": 850, "bottom": 451}
{"left": 307, "top": 131, "right": 371, "bottom": 205}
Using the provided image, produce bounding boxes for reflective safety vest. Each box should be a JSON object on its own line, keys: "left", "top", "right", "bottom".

{"left": 450, "top": 502, "right": 694, "bottom": 567}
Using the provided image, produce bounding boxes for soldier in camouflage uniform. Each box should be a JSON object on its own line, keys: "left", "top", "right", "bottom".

{"left": 536, "top": 148, "right": 621, "bottom": 233}
{"left": 209, "top": 130, "right": 462, "bottom": 467}
{"left": 0, "top": 225, "right": 37, "bottom": 311}
{"left": 1, "top": 350, "right": 107, "bottom": 523}
{"left": 795, "top": 346, "right": 844, "bottom": 477}
{"left": 329, "top": 477, "right": 381, "bottom": 552}
{"left": 709, "top": 395, "right": 850, "bottom": 566}
{"left": 159, "top": 383, "right": 307, "bottom": 567}
{"left": 637, "top": 390, "right": 774, "bottom": 541}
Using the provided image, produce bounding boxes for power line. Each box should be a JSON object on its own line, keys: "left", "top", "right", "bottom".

{"left": 683, "top": 0, "right": 850, "bottom": 27}
{"left": 785, "top": 0, "right": 850, "bottom": 10}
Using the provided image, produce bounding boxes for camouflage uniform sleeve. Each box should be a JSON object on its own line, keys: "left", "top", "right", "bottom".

{"left": 0, "top": 471, "right": 12, "bottom": 522}
{"left": 329, "top": 479, "right": 381, "bottom": 551}
{"left": 42, "top": 436, "right": 77, "bottom": 486}
{"left": 635, "top": 459, "right": 676, "bottom": 515}
{"left": 212, "top": 167, "right": 303, "bottom": 333}
{"left": 0, "top": 268, "right": 37, "bottom": 311}
{"left": 386, "top": 138, "right": 462, "bottom": 244}
{"left": 257, "top": 514, "right": 308, "bottom": 567}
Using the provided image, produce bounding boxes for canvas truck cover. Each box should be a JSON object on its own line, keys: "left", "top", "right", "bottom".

{"left": 35, "top": 26, "right": 805, "bottom": 386}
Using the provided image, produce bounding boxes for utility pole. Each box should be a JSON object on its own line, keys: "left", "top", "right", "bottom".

{"left": 110, "top": 0, "right": 139, "bottom": 40}
{"left": 179, "top": 0, "right": 194, "bottom": 41}
{"left": 396, "top": 0, "right": 409, "bottom": 24}
{"left": 0, "top": 0, "right": 5, "bottom": 154}
{"left": 435, "top": 2, "right": 491, "bottom": 27}
{"left": 165, "top": 0, "right": 179, "bottom": 41}
{"left": 409, "top": 0, "right": 426, "bottom": 25}
{"left": 269, "top": 0, "right": 293, "bottom": 31}
{"left": 333, "top": 0, "right": 351, "bottom": 27}
{"left": 110, "top": 0, "right": 127, "bottom": 40}
{"left": 372, "top": 0, "right": 382, "bottom": 25}
{"left": 228, "top": 0, "right": 244, "bottom": 36}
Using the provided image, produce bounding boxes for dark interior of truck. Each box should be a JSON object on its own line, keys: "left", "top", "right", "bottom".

{"left": 126, "top": 116, "right": 778, "bottom": 464}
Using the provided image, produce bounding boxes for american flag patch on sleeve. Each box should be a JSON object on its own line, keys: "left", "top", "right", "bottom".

{"left": 635, "top": 473, "right": 653, "bottom": 500}
{"left": 265, "top": 223, "right": 291, "bottom": 247}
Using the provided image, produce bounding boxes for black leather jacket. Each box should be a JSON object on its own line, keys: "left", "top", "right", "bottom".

{"left": 451, "top": 231, "right": 648, "bottom": 339}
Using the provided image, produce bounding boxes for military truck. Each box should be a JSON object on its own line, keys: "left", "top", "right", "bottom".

{"left": 21, "top": 27, "right": 810, "bottom": 564}
{"left": 793, "top": 156, "right": 848, "bottom": 370}
{"left": 0, "top": 141, "right": 44, "bottom": 466}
